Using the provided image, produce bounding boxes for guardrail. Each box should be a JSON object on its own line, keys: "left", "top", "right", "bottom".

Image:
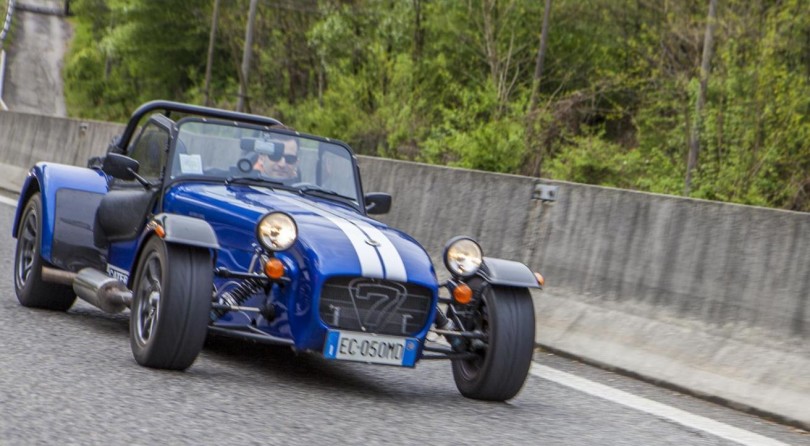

{"left": 0, "top": 0, "right": 15, "bottom": 111}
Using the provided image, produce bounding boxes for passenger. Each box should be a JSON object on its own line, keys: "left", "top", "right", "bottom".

{"left": 320, "top": 148, "right": 354, "bottom": 197}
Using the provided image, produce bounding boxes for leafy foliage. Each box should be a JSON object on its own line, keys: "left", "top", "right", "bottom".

{"left": 64, "top": 0, "right": 810, "bottom": 211}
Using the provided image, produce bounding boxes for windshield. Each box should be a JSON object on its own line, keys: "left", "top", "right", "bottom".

{"left": 170, "top": 119, "right": 360, "bottom": 204}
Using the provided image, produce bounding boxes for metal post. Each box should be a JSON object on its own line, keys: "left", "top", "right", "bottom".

{"left": 0, "top": 50, "right": 7, "bottom": 111}
{"left": 0, "top": 0, "right": 12, "bottom": 111}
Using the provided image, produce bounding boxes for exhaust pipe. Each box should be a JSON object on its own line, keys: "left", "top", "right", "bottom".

{"left": 73, "top": 268, "right": 132, "bottom": 313}
{"left": 42, "top": 266, "right": 132, "bottom": 313}
{"left": 41, "top": 267, "right": 75, "bottom": 286}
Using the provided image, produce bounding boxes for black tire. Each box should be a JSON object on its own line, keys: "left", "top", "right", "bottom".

{"left": 130, "top": 236, "right": 213, "bottom": 370}
{"left": 14, "top": 193, "right": 76, "bottom": 311}
{"left": 451, "top": 284, "right": 536, "bottom": 401}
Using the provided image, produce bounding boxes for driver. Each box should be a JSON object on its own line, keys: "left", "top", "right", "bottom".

{"left": 253, "top": 135, "right": 299, "bottom": 180}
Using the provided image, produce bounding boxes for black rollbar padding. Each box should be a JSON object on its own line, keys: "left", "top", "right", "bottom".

{"left": 114, "top": 100, "right": 285, "bottom": 154}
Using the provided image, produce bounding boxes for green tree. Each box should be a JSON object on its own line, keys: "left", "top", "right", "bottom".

{"left": 62, "top": 0, "right": 810, "bottom": 211}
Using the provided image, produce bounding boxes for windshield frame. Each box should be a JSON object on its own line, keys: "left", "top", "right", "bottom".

{"left": 164, "top": 117, "right": 365, "bottom": 213}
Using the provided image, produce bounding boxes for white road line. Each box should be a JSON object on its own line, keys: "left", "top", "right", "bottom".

{"left": 530, "top": 364, "right": 789, "bottom": 446}
{"left": 0, "top": 195, "right": 18, "bottom": 208}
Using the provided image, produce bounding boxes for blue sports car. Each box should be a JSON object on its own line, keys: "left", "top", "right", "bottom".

{"left": 12, "top": 101, "right": 542, "bottom": 401}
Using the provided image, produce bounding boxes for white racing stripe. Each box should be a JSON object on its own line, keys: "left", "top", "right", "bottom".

{"left": 287, "top": 196, "right": 407, "bottom": 281}
{"left": 353, "top": 220, "right": 407, "bottom": 282}
{"left": 530, "top": 364, "right": 790, "bottom": 446}
{"left": 324, "top": 215, "right": 384, "bottom": 278}
{"left": 274, "top": 194, "right": 386, "bottom": 279}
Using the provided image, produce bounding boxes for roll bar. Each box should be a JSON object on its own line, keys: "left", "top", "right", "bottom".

{"left": 113, "top": 100, "right": 284, "bottom": 153}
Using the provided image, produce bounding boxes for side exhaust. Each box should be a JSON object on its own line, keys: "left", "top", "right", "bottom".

{"left": 42, "top": 266, "right": 132, "bottom": 313}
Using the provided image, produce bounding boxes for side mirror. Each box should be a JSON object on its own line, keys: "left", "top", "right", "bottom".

{"left": 102, "top": 153, "right": 140, "bottom": 181}
{"left": 365, "top": 192, "right": 392, "bottom": 215}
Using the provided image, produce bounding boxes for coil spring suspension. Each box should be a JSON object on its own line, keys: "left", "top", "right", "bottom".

{"left": 212, "top": 277, "right": 265, "bottom": 319}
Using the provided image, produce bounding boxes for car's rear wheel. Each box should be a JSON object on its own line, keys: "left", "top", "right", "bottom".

{"left": 14, "top": 193, "right": 76, "bottom": 311}
{"left": 130, "top": 236, "right": 213, "bottom": 370}
{"left": 451, "top": 283, "right": 535, "bottom": 401}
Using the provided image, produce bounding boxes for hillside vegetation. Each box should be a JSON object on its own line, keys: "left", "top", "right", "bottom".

{"left": 64, "top": 0, "right": 810, "bottom": 211}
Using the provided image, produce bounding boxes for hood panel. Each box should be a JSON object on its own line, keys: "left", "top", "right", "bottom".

{"left": 163, "top": 183, "right": 438, "bottom": 287}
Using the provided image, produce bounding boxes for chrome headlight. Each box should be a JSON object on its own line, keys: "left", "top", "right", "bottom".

{"left": 257, "top": 212, "right": 298, "bottom": 251}
{"left": 443, "top": 236, "right": 483, "bottom": 277}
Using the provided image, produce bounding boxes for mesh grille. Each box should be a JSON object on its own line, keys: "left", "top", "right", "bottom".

{"left": 319, "top": 277, "right": 433, "bottom": 336}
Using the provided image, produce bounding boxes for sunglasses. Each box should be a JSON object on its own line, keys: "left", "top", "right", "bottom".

{"left": 268, "top": 153, "right": 298, "bottom": 164}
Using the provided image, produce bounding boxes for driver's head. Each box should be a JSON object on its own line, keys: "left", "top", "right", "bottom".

{"left": 254, "top": 135, "right": 298, "bottom": 180}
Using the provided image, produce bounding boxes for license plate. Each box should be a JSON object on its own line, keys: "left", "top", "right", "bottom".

{"left": 323, "top": 330, "right": 419, "bottom": 367}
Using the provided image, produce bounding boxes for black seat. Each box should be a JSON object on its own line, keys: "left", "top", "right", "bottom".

{"left": 96, "top": 189, "right": 158, "bottom": 243}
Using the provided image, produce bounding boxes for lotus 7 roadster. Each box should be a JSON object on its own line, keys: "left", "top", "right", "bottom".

{"left": 12, "top": 101, "right": 543, "bottom": 401}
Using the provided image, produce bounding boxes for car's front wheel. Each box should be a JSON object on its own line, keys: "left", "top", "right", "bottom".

{"left": 14, "top": 193, "right": 76, "bottom": 311}
{"left": 451, "top": 282, "right": 536, "bottom": 401}
{"left": 130, "top": 236, "right": 213, "bottom": 370}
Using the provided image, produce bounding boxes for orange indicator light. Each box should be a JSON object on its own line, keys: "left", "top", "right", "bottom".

{"left": 453, "top": 283, "right": 473, "bottom": 304}
{"left": 534, "top": 272, "right": 545, "bottom": 287}
{"left": 265, "top": 258, "right": 285, "bottom": 279}
{"left": 154, "top": 224, "right": 166, "bottom": 239}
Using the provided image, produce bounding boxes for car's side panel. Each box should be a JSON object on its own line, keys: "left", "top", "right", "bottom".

{"left": 105, "top": 239, "right": 139, "bottom": 285}
{"left": 51, "top": 189, "right": 107, "bottom": 272}
{"left": 13, "top": 163, "right": 109, "bottom": 264}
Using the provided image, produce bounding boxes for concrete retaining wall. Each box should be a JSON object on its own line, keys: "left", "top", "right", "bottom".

{"left": 0, "top": 111, "right": 122, "bottom": 191}
{"left": 1, "top": 111, "right": 808, "bottom": 428}
{"left": 359, "top": 157, "right": 810, "bottom": 428}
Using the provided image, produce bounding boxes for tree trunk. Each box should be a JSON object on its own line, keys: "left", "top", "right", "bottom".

{"left": 412, "top": 0, "right": 424, "bottom": 63}
{"left": 204, "top": 0, "right": 221, "bottom": 107}
{"left": 685, "top": 0, "right": 718, "bottom": 195}
{"left": 528, "top": 0, "right": 551, "bottom": 117}
{"left": 479, "top": 0, "right": 519, "bottom": 114}
{"left": 317, "top": 55, "right": 324, "bottom": 107}
{"left": 524, "top": 0, "right": 552, "bottom": 177}
{"left": 237, "top": 0, "right": 259, "bottom": 112}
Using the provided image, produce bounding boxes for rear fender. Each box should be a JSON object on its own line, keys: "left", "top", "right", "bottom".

{"left": 476, "top": 257, "right": 541, "bottom": 289}
{"left": 12, "top": 172, "right": 39, "bottom": 238}
{"left": 12, "top": 163, "right": 108, "bottom": 263}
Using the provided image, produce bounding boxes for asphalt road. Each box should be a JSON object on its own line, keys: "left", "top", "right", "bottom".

{"left": 0, "top": 200, "right": 807, "bottom": 446}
